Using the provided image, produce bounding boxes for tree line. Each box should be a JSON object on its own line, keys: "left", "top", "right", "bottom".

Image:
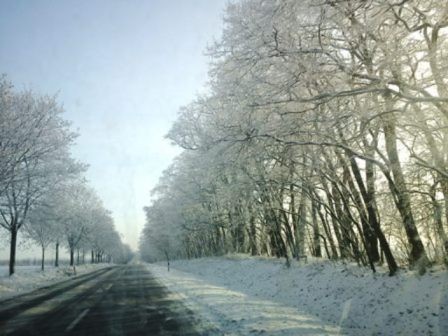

{"left": 0, "top": 76, "right": 132, "bottom": 276}
{"left": 140, "top": 0, "right": 448, "bottom": 275}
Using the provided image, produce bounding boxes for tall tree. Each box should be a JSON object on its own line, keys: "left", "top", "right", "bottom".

{"left": 0, "top": 86, "right": 79, "bottom": 275}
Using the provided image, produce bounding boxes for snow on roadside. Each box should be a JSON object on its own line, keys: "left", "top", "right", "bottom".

{"left": 147, "top": 260, "right": 342, "bottom": 335}
{"left": 146, "top": 255, "right": 448, "bottom": 336}
{"left": 0, "top": 264, "right": 110, "bottom": 300}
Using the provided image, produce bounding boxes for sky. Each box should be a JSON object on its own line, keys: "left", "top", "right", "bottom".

{"left": 0, "top": 0, "right": 228, "bottom": 256}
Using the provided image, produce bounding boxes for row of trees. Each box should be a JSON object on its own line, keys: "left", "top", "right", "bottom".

{"left": 0, "top": 76, "right": 131, "bottom": 275}
{"left": 140, "top": 0, "right": 448, "bottom": 275}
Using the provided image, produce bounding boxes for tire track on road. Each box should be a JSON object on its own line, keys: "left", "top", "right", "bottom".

{"left": 0, "top": 266, "right": 121, "bottom": 335}
{"left": 0, "top": 266, "right": 115, "bottom": 320}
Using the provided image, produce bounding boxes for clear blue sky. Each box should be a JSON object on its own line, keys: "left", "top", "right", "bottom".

{"left": 0, "top": 0, "right": 227, "bottom": 254}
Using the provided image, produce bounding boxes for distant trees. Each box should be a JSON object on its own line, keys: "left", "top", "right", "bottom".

{"left": 140, "top": 0, "right": 448, "bottom": 275}
{"left": 0, "top": 76, "right": 130, "bottom": 275}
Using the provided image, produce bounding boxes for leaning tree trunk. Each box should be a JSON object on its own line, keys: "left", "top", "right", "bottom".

{"left": 296, "top": 189, "right": 307, "bottom": 257}
{"left": 365, "top": 149, "right": 398, "bottom": 275}
{"left": 336, "top": 150, "right": 378, "bottom": 268}
{"left": 381, "top": 102, "right": 428, "bottom": 268}
{"left": 332, "top": 183, "right": 353, "bottom": 259}
{"left": 366, "top": 162, "right": 398, "bottom": 275}
{"left": 337, "top": 128, "right": 381, "bottom": 263}
{"left": 248, "top": 208, "right": 258, "bottom": 256}
{"left": 431, "top": 184, "right": 448, "bottom": 260}
{"left": 412, "top": 101, "right": 448, "bottom": 261}
{"left": 347, "top": 153, "right": 380, "bottom": 262}
{"left": 357, "top": 133, "right": 399, "bottom": 274}
{"left": 311, "top": 197, "right": 322, "bottom": 257}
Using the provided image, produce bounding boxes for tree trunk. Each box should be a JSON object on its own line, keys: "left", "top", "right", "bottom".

{"left": 249, "top": 211, "right": 258, "bottom": 256}
{"left": 382, "top": 104, "right": 428, "bottom": 268}
{"left": 317, "top": 204, "right": 338, "bottom": 259}
{"left": 9, "top": 228, "right": 18, "bottom": 276}
{"left": 336, "top": 150, "right": 377, "bottom": 267}
{"left": 441, "top": 181, "right": 448, "bottom": 256}
{"left": 348, "top": 154, "right": 380, "bottom": 262}
{"left": 365, "top": 153, "right": 398, "bottom": 275}
{"left": 332, "top": 183, "right": 351, "bottom": 258}
{"left": 311, "top": 198, "right": 321, "bottom": 257}
{"left": 165, "top": 251, "right": 170, "bottom": 271}
{"left": 279, "top": 200, "right": 295, "bottom": 261}
{"left": 431, "top": 184, "right": 448, "bottom": 260}
{"left": 70, "top": 248, "right": 74, "bottom": 266}
{"left": 337, "top": 127, "right": 381, "bottom": 263}
{"left": 91, "top": 250, "right": 94, "bottom": 264}
{"left": 321, "top": 178, "right": 344, "bottom": 258}
{"left": 411, "top": 101, "right": 448, "bottom": 261}
{"left": 41, "top": 246, "right": 45, "bottom": 271}
{"left": 296, "top": 191, "right": 306, "bottom": 257}
{"left": 55, "top": 241, "right": 59, "bottom": 267}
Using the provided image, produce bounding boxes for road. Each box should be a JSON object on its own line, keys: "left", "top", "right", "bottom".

{"left": 0, "top": 264, "right": 211, "bottom": 336}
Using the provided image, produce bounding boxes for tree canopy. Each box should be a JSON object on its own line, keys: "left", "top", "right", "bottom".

{"left": 140, "top": 0, "right": 448, "bottom": 275}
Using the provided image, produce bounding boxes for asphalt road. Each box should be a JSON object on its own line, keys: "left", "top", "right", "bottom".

{"left": 0, "top": 264, "right": 211, "bottom": 336}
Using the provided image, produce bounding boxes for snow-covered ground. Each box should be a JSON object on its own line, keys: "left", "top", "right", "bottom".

{"left": 0, "top": 264, "right": 109, "bottom": 300}
{"left": 146, "top": 255, "right": 448, "bottom": 336}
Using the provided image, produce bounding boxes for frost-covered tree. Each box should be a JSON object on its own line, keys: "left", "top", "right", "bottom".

{"left": 0, "top": 81, "right": 80, "bottom": 275}
{"left": 141, "top": 0, "right": 448, "bottom": 275}
{"left": 24, "top": 204, "right": 59, "bottom": 271}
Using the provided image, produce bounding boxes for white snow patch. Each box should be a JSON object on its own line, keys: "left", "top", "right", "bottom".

{"left": 146, "top": 255, "right": 448, "bottom": 336}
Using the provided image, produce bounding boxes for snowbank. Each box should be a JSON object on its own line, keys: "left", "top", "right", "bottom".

{"left": 146, "top": 255, "right": 448, "bottom": 335}
{"left": 0, "top": 263, "right": 109, "bottom": 300}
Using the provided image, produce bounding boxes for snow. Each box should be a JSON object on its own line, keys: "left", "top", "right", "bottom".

{"left": 146, "top": 255, "right": 448, "bottom": 336}
{"left": 0, "top": 264, "right": 109, "bottom": 300}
